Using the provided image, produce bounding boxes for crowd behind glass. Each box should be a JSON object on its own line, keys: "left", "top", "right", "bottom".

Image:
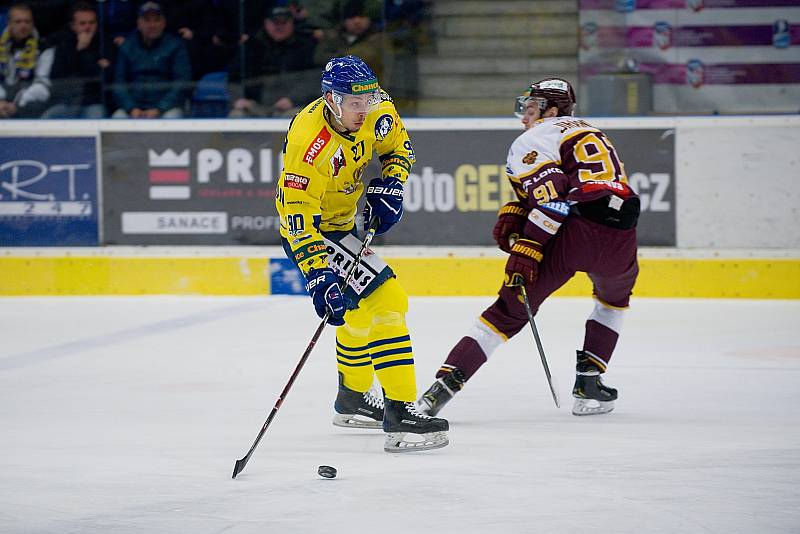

{"left": 0, "top": 0, "right": 430, "bottom": 119}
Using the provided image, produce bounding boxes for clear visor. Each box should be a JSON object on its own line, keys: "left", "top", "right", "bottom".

{"left": 514, "top": 96, "right": 547, "bottom": 118}
{"left": 333, "top": 90, "right": 380, "bottom": 113}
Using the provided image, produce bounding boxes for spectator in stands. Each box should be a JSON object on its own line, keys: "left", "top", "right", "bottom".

{"left": 383, "top": 0, "right": 429, "bottom": 110}
{"left": 112, "top": 1, "right": 191, "bottom": 118}
{"left": 228, "top": 5, "right": 317, "bottom": 118}
{"left": 9, "top": 0, "right": 72, "bottom": 40}
{"left": 0, "top": 2, "right": 53, "bottom": 118}
{"left": 42, "top": 2, "right": 111, "bottom": 119}
{"left": 314, "top": 0, "right": 385, "bottom": 82}
{"left": 281, "top": 0, "right": 323, "bottom": 40}
{"left": 165, "top": 0, "right": 239, "bottom": 79}
{"left": 101, "top": 0, "right": 138, "bottom": 47}
{"left": 316, "top": 0, "right": 381, "bottom": 30}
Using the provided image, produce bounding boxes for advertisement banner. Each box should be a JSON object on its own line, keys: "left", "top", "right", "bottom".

{"left": 101, "top": 128, "right": 674, "bottom": 247}
{"left": 0, "top": 137, "right": 99, "bottom": 246}
{"left": 578, "top": 2, "right": 800, "bottom": 113}
{"left": 102, "top": 131, "right": 287, "bottom": 245}
{"left": 375, "top": 127, "right": 676, "bottom": 246}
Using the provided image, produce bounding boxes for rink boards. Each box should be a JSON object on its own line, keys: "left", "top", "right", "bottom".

{"left": 1, "top": 116, "right": 798, "bottom": 298}
{"left": 1, "top": 247, "right": 798, "bottom": 298}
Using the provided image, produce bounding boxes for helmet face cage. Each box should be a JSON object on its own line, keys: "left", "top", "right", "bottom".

{"left": 514, "top": 95, "right": 548, "bottom": 118}
{"left": 515, "top": 78, "right": 576, "bottom": 118}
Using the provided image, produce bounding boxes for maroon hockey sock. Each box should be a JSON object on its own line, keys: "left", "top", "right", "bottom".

{"left": 582, "top": 319, "right": 619, "bottom": 371}
{"left": 437, "top": 336, "right": 488, "bottom": 381}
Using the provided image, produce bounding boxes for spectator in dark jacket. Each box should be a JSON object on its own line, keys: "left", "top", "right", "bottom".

{"left": 42, "top": 2, "right": 111, "bottom": 119}
{"left": 101, "top": 0, "right": 138, "bottom": 46}
{"left": 228, "top": 5, "right": 317, "bottom": 117}
{"left": 164, "top": 0, "right": 239, "bottom": 79}
{"left": 314, "top": 0, "right": 385, "bottom": 82}
{"left": 112, "top": 1, "right": 191, "bottom": 118}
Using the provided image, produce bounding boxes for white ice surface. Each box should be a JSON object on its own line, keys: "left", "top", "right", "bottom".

{"left": 1, "top": 296, "right": 799, "bottom": 533}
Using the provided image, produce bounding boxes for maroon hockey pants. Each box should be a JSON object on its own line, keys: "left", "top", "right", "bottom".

{"left": 482, "top": 215, "right": 638, "bottom": 365}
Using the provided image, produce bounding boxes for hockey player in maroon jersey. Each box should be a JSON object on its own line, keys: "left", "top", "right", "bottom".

{"left": 418, "top": 78, "right": 640, "bottom": 417}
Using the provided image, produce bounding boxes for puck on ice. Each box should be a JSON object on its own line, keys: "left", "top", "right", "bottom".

{"left": 318, "top": 465, "right": 337, "bottom": 479}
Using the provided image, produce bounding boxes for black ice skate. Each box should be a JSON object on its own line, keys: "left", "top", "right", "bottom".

{"left": 333, "top": 373, "right": 384, "bottom": 429}
{"left": 572, "top": 350, "right": 618, "bottom": 416}
{"left": 383, "top": 398, "right": 449, "bottom": 453}
{"left": 417, "top": 365, "right": 466, "bottom": 416}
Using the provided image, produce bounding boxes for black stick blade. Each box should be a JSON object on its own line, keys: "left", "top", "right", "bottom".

{"left": 232, "top": 458, "right": 247, "bottom": 479}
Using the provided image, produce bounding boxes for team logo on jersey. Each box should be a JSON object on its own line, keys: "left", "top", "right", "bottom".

{"left": 330, "top": 146, "right": 346, "bottom": 177}
{"left": 284, "top": 173, "right": 309, "bottom": 190}
{"left": 375, "top": 114, "right": 394, "bottom": 141}
{"left": 353, "top": 162, "right": 368, "bottom": 183}
{"left": 304, "top": 127, "right": 332, "bottom": 165}
{"left": 522, "top": 150, "right": 538, "bottom": 165}
{"left": 341, "top": 180, "right": 359, "bottom": 195}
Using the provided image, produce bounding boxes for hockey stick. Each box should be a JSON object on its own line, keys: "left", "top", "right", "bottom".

{"left": 514, "top": 276, "right": 561, "bottom": 408}
{"left": 232, "top": 218, "right": 380, "bottom": 479}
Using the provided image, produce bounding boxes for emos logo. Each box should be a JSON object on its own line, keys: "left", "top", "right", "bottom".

{"left": 304, "top": 128, "right": 332, "bottom": 165}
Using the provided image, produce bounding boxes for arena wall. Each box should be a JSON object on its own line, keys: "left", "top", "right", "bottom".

{"left": 1, "top": 116, "right": 798, "bottom": 298}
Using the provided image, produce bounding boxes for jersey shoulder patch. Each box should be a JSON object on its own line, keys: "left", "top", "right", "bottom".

{"left": 374, "top": 113, "right": 394, "bottom": 141}
{"left": 507, "top": 127, "right": 559, "bottom": 178}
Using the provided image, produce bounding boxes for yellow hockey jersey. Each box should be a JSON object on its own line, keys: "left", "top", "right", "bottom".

{"left": 276, "top": 92, "right": 414, "bottom": 274}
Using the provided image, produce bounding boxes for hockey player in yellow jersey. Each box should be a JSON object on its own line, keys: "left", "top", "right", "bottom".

{"left": 276, "top": 55, "right": 448, "bottom": 452}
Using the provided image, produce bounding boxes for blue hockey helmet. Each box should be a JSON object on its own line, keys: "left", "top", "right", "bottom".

{"left": 321, "top": 55, "right": 380, "bottom": 120}
{"left": 321, "top": 55, "right": 379, "bottom": 96}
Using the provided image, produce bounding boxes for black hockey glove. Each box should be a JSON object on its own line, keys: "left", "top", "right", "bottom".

{"left": 363, "top": 176, "right": 403, "bottom": 235}
{"left": 305, "top": 267, "right": 350, "bottom": 326}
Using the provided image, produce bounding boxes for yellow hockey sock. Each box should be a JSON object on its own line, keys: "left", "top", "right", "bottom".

{"left": 336, "top": 309, "right": 375, "bottom": 393}
{"left": 363, "top": 279, "right": 417, "bottom": 401}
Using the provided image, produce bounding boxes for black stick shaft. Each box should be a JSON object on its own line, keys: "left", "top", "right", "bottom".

{"left": 519, "top": 284, "right": 560, "bottom": 408}
{"left": 232, "top": 219, "right": 379, "bottom": 479}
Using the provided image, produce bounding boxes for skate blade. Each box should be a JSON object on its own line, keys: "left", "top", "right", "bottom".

{"left": 332, "top": 413, "right": 382, "bottom": 429}
{"left": 383, "top": 431, "right": 449, "bottom": 453}
{"left": 572, "top": 398, "right": 615, "bottom": 416}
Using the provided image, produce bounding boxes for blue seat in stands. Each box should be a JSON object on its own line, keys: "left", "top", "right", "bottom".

{"left": 191, "top": 71, "right": 230, "bottom": 118}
